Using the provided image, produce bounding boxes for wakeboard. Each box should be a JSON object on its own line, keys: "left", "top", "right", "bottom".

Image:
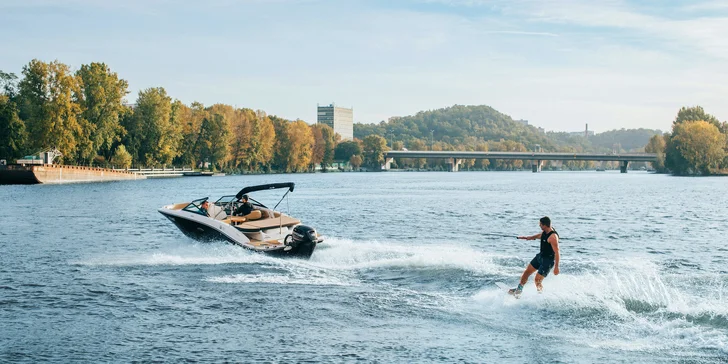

{"left": 494, "top": 282, "right": 520, "bottom": 298}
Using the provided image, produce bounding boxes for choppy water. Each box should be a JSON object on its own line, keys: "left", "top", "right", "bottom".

{"left": 1, "top": 171, "right": 727, "bottom": 363}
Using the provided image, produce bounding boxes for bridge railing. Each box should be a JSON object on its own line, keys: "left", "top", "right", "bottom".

{"left": 383, "top": 151, "right": 657, "bottom": 162}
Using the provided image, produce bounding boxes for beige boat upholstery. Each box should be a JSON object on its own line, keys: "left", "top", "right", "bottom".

{"left": 170, "top": 202, "right": 189, "bottom": 210}
{"left": 246, "top": 240, "right": 284, "bottom": 247}
{"left": 208, "top": 204, "right": 228, "bottom": 220}
{"left": 236, "top": 216, "right": 301, "bottom": 230}
{"left": 221, "top": 210, "right": 267, "bottom": 225}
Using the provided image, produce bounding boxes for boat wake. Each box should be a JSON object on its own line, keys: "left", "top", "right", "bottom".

{"left": 471, "top": 258, "right": 728, "bottom": 356}
{"left": 75, "top": 243, "right": 274, "bottom": 267}
{"left": 304, "top": 237, "right": 514, "bottom": 275}
{"left": 75, "top": 236, "right": 728, "bottom": 357}
{"left": 205, "top": 272, "right": 352, "bottom": 286}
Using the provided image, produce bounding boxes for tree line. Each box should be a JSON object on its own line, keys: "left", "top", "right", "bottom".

{"left": 0, "top": 60, "right": 366, "bottom": 172}
{"left": 3, "top": 60, "right": 724, "bottom": 174}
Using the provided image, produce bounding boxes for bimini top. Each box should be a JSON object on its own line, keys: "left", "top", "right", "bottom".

{"left": 236, "top": 182, "right": 295, "bottom": 199}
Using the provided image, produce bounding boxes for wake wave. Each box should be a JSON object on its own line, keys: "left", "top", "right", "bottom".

{"left": 472, "top": 258, "right": 728, "bottom": 354}
{"left": 206, "top": 272, "right": 352, "bottom": 286}
{"left": 305, "top": 237, "right": 515, "bottom": 275}
{"left": 74, "top": 243, "right": 275, "bottom": 267}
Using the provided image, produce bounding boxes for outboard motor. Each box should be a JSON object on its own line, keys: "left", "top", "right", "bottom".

{"left": 284, "top": 225, "right": 320, "bottom": 258}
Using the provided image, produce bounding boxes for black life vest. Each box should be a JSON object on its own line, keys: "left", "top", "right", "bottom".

{"left": 540, "top": 230, "right": 558, "bottom": 257}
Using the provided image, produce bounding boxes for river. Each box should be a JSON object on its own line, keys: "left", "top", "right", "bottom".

{"left": 1, "top": 171, "right": 726, "bottom": 362}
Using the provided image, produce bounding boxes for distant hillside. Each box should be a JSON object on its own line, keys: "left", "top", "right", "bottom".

{"left": 548, "top": 128, "right": 663, "bottom": 152}
{"left": 354, "top": 104, "right": 661, "bottom": 153}
{"left": 354, "top": 104, "right": 553, "bottom": 151}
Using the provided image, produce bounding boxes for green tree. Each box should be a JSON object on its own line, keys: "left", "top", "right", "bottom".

{"left": 673, "top": 106, "right": 720, "bottom": 128}
{"left": 197, "top": 113, "right": 229, "bottom": 170}
{"left": 362, "top": 134, "right": 387, "bottom": 169}
{"left": 334, "top": 140, "right": 362, "bottom": 162}
{"left": 123, "top": 87, "right": 179, "bottom": 166}
{"left": 173, "top": 102, "right": 206, "bottom": 167}
{"left": 644, "top": 134, "right": 667, "bottom": 172}
{"left": 110, "top": 144, "right": 132, "bottom": 168}
{"left": 0, "top": 95, "right": 27, "bottom": 160}
{"left": 0, "top": 70, "right": 18, "bottom": 97}
{"left": 320, "top": 124, "right": 336, "bottom": 170}
{"left": 667, "top": 120, "right": 726, "bottom": 175}
{"left": 17, "top": 59, "right": 88, "bottom": 163}
{"left": 270, "top": 116, "right": 291, "bottom": 171}
{"left": 76, "top": 62, "right": 129, "bottom": 160}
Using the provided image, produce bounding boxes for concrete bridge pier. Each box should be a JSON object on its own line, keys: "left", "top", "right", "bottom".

{"left": 620, "top": 161, "right": 629, "bottom": 173}
{"left": 382, "top": 157, "right": 394, "bottom": 170}
{"left": 532, "top": 160, "right": 543, "bottom": 173}
{"left": 448, "top": 158, "right": 462, "bottom": 172}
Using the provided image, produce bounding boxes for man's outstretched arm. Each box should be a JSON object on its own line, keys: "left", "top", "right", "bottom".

{"left": 517, "top": 233, "right": 541, "bottom": 240}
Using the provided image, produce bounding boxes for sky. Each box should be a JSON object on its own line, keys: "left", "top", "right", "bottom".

{"left": 1, "top": 0, "right": 727, "bottom": 133}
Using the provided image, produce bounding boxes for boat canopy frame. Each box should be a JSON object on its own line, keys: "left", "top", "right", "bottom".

{"left": 235, "top": 182, "right": 295, "bottom": 200}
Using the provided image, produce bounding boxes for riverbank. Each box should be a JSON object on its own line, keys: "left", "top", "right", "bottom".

{"left": 0, "top": 164, "right": 144, "bottom": 185}
{"left": 0, "top": 165, "right": 225, "bottom": 185}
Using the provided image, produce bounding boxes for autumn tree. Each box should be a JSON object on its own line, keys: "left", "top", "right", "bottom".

{"left": 285, "top": 120, "right": 314, "bottom": 172}
{"left": 667, "top": 120, "right": 726, "bottom": 175}
{"left": 350, "top": 154, "right": 362, "bottom": 170}
{"left": 673, "top": 106, "right": 720, "bottom": 128}
{"left": 252, "top": 111, "right": 276, "bottom": 171}
{"left": 475, "top": 142, "right": 490, "bottom": 170}
{"left": 226, "top": 107, "right": 253, "bottom": 170}
{"left": 407, "top": 139, "right": 427, "bottom": 169}
{"left": 311, "top": 123, "right": 336, "bottom": 170}
{"left": 644, "top": 134, "right": 667, "bottom": 172}
{"left": 311, "top": 124, "right": 325, "bottom": 168}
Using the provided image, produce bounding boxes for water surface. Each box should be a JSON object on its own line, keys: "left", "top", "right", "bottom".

{"left": 1, "top": 171, "right": 726, "bottom": 362}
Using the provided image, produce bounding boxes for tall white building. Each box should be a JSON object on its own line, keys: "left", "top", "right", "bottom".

{"left": 317, "top": 103, "right": 353, "bottom": 140}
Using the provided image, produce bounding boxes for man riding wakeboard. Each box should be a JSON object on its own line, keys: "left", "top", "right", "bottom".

{"left": 509, "top": 216, "right": 560, "bottom": 297}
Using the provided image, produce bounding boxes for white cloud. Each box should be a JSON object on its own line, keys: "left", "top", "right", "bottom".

{"left": 2, "top": 0, "right": 726, "bottom": 131}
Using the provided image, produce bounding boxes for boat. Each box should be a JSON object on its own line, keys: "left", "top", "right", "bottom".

{"left": 158, "top": 182, "right": 322, "bottom": 258}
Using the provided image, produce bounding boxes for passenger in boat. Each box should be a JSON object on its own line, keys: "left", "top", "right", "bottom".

{"left": 200, "top": 200, "right": 211, "bottom": 217}
{"left": 234, "top": 194, "right": 254, "bottom": 216}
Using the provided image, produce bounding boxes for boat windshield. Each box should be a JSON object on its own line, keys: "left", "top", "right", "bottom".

{"left": 183, "top": 198, "right": 209, "bottom": 216}
{"left": 214, "top": 195, "right": 239, "bottom": 215}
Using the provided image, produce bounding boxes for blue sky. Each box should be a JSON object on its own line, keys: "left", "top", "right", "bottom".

{"left": 1, "top": 0, "right": 727, "bottom": 132}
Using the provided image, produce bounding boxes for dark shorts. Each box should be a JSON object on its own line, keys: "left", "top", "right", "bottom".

{"left": 530, "top": 253, "right": 555, "bottom": 277}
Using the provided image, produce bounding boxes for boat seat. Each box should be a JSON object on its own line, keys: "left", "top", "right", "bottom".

{"left": 208, "top": 204, "right": 227, "bottom": 220}
{"left": 222, "top": 210, "right": 263, "bottom": 226}
{"left": 246, "top": 210, "right": 263, "bottom": 220}
{"left": 235, "top": 216, "right": 301, "bottom": 231}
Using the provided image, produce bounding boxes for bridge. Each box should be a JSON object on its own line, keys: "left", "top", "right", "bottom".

{"left": 383, "top": 151, "right": 658, "bottom": 173}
